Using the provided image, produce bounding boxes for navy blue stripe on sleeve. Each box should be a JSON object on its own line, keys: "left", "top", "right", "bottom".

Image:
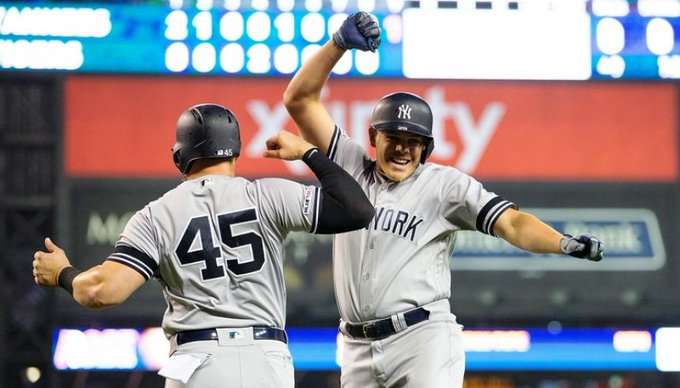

{"left": 327, "top": 126, "right": 341, "bottom": 161}
{"left": 476, "top": 197, "right": 517, "bottom": 236}
{"left": 107, "top": 244, "right": 158, "bottom": 280}
{"left": 484, "top": 201, "right": 515, "bottom": 236}
{"left": 476, "top": 197, "right": 502, "bottom": 232}
{"left": 106, "top": 258, "right": 150, "bottom": 280}
{"left": 310, "top": 187, "right": 321, "bottom": 234}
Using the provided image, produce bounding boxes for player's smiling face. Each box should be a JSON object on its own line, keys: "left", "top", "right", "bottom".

{"left": 370, "top": 129, "right": 425, "bottom": 182}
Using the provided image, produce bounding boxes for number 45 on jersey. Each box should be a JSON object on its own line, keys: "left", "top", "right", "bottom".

{"left": 176, "top": 209, "right": 265, "bottom": 279}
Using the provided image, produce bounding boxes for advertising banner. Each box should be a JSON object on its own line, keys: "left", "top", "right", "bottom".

{"left": 65, "top": 76, "right": 678, "bottom": 181}
{"left": 453, "top": 208, "right": 665, "bottom": 271}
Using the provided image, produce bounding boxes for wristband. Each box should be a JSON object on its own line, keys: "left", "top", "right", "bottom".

{"left": 58, "top": 266, "right": 81, "bottom": 295}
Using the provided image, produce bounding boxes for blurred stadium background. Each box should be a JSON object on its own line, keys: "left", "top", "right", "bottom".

{"left": 2, "top": 0, "right": 680, "bottom": 386}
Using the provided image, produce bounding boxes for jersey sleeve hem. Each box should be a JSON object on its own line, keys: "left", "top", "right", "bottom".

{"left": 106, "top": 258, "right": 151, "bottom": 280}
{"left": 327, "top": 126, "right": 341, "bottom": 162}
{"left": 475, "top": 196, "right": 518, "bottom": 237}
{"left": 107, "top": 244, "right": 159, "bottom": 280}
{"left": 309, "top": 187, "right": 321, "bottom": 234}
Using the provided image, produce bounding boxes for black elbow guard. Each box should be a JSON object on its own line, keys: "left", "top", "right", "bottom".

{"left": 316, "top": 194, "right": 375, "bottom": 234}
{"left": 303, "top": 149, "right": 374, "bottom": 234}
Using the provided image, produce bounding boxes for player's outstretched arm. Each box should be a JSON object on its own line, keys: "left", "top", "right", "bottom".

{"left": 493, "top": 208, "right": 604, "bottom": 261}
{"left": 284, "top": 11, "right": 381, "bottom": 154}
{"left": 32, "top": 237, "right": 145, "bottom": 309}
{"left": 264, "top": 131, "right": 375, "bottom": 233}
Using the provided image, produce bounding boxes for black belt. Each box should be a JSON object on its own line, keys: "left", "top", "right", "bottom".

{"left": 176, "top": 327, "right": 288, "bottom": 345}
{"left": 345, "top": 307, "right": 430, "bottom": 340}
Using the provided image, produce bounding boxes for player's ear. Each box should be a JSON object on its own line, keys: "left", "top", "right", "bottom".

{"left": 368, "top": 127, "right": 377, "bottom": 147}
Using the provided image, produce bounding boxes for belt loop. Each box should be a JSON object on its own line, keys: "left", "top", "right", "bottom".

{"left": 391, "top": 312, "right": 408, "bottom": 332}
{"left": 169, "top": 334, "right": 179, "bottom": 355}
{"left": 339, "top": 320, "right": 348, "bottom": 336}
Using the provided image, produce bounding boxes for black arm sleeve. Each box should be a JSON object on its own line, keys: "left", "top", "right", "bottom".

{"left": 303, "top": 148, "right": 375, "bottom": 234}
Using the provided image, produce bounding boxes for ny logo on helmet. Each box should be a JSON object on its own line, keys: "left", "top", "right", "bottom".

{"left": 397, "top": 104, "right": 412, "bottom": 120}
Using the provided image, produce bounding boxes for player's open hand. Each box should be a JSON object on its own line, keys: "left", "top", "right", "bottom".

{"left": 263, "top": 130, "right": 315, "bottom": 161}
{"left": 333, "top": 12, "right": 381, "bottom": 52}
{"left": 560, "top": 234, "right": 604, "bottom": 262}
{"left": 33, "top": 237, "right": 72, "bottom": 287}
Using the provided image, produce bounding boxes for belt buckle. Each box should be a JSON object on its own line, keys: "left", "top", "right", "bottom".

{"left": 253, "top": 327, "right": 267, "bottom": 340}
{"left": 362, "top": 322, "right": 375, "bottom": 338}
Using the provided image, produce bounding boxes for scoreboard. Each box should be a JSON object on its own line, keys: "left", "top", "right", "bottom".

{"left": 0, "top": 3, "right": 402, "bottom": 76}
{"left": 3, "top": 1, "right": 680, "bottom": 79}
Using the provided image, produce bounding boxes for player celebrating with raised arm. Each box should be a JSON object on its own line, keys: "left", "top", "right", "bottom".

{"left": 32, "top": 103, "right": 374, "bottom": 388}
{"left": 283, "top": 12, "right": 604, "bottom": 388}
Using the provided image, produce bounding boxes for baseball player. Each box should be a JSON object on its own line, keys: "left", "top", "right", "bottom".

{"left": 284, "top": 12, "right": 604, "bottom": 387}
{"left": 32, "top": 103, "right": 375, "bottom": 388}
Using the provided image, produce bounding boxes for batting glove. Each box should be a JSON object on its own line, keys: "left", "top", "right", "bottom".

{"left": 333, "top": 12, "right": 381, "bottom": 52}
{"left": 560, "top": 234, "right": 604, "bottom": 262}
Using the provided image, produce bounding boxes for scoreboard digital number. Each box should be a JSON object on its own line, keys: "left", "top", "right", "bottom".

{"left": 159, "top": 8, "right": 402, "bottom": 76}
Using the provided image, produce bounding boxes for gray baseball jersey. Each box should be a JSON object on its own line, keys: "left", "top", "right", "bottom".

{"left": 327, "top": 127, "right": 516, "bottom": 323}
{"left": 105, "top": 175, "right": 320, "bottom": 335}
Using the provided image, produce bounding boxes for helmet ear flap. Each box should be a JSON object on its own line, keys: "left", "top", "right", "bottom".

{"left": 172, "top": 148, "right": 184, "bottom": 173}
{"left": 421, "top": 139, "right": 434, "bottom": 163}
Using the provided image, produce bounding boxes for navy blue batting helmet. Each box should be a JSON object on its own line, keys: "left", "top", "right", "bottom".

{"left": 172, "top": 103, "right": 241, "bottom": 174}
{"left": 370, "top": 92, "right": 434, "bottom": 163}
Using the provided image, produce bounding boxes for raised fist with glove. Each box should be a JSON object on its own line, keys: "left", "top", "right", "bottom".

{"left": 333, "top": 11, "right": 381, "bottom": 52}
{"left": 560, "top": 234, "right": 604, "bottom": 262}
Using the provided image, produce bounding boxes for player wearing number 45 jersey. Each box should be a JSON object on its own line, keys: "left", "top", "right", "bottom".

{"left": 284, "top": 12, "right": 605, "bottom": 388}
{"left": 32, "top": 103, "right": 374, "bottom": 388}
